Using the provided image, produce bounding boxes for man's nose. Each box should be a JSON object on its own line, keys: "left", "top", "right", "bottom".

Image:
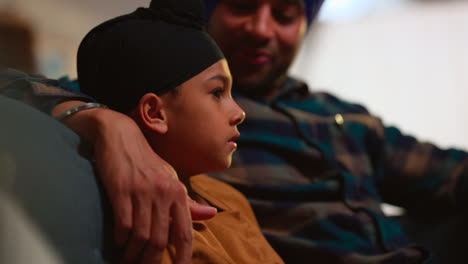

{"left": 244, "top": 5, "right": 274, "bottom": 41}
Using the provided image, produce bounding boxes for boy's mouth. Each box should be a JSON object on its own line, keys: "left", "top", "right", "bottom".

{"left": 229, "top": 133, "right": 240, "bottom": 142}
{"left": 228, "top": 133, "right": 240, "bottom": 148}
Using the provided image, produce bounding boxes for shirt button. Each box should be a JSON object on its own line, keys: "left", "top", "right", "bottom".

{"left": 335, "top": 114, "right": 344, "bottom": 126}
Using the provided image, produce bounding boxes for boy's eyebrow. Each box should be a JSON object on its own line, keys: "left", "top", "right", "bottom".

{"left": 208, "top": 75, "right": 231, "bottom": 85}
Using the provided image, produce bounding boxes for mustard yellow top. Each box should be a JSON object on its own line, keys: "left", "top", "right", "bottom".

{"left": 162, "top": 174, "right": 284, "bottom": 264}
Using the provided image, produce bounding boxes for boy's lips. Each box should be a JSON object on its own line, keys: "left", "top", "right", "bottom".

{"left": 229, "top": 133, "right": 240, "bottom": 148}
{"left": 229, "top": 133, "right": 240, "bottom": 142}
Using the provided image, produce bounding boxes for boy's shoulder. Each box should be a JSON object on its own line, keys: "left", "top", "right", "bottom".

{"left": 189, "top": 174, "right": 252, "bottom": 214}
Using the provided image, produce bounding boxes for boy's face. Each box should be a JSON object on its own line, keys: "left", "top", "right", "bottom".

{"left": 159, "top": 59, "right": 245, "bottom": 177}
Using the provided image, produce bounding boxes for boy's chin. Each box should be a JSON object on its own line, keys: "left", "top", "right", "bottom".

{"left": 188, "top": 155, "right": 232, "bottom": 176}
{"left": 209, "top": 158, "right": 233, "bottom": 173}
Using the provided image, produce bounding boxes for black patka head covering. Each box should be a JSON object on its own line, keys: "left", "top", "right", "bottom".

{"left": 77, "top": 0, "right": 224, "bottom": 113}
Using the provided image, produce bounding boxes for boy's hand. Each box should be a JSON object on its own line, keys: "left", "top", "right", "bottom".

{"left": 53, "top": 101, "right": 217, "bottom": 264}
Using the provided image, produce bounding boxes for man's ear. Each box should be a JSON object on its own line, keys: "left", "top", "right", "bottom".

{"left": 138, "top": 93, "right": 168, "bottom": 134}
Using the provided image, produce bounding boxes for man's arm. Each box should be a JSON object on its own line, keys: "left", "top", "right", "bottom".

{"left": 373, "top": 122, "right": 468, "bottom": 213}
{"left": 2, "top": 69, "right": 217, "bottom": 263}
{"left": 0, "top": 69, "right": 93, "bottom": 114}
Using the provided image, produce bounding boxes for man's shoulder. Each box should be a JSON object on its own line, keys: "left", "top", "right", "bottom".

{"left": 281, "top": 76, "right": 370, "bottom": 115}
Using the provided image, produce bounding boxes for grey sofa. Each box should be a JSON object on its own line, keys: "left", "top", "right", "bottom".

{"left": 0, "top": 95, "right": 115, "bottom": 263}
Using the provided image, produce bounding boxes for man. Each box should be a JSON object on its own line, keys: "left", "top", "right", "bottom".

{"left": 2, "top": 0, "right": 467, "bottom": 263}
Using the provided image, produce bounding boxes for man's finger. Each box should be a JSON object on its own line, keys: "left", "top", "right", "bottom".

{"left": 121, "top": 196, "right": 151, "bottom": 263}
{"left": 188, "top": 199, "right": 217, "bottom": 221}
{"left": 171, "top": 200, "right": 193, "bottom": 264}
{"left": 111, "top": 194, "right": 133, "bottom": 248}
{"left": 141, "top": 205, "right": 171, "bottom": 264}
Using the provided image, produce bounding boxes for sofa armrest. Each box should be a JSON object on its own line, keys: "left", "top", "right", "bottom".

{"left": 0, "top": 95, "right": 114, "bottom": 263}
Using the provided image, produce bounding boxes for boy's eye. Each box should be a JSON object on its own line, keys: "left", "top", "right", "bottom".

{"left": 211, "top": 88, "right": 224, "bottom": 98}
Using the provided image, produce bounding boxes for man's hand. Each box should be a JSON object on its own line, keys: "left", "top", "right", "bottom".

{"left": 53, "top": 101, "right": 217, "bottom": 264}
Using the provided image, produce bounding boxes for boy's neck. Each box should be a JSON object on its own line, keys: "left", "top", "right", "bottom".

{"left": 183, "top": 177, "right": 211, "bottom": 206}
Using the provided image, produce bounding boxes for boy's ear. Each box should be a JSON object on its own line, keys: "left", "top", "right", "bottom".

{"left": 138, "top": 93, "right": 168, "bottom": 134}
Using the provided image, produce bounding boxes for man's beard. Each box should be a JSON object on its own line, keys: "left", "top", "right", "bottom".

{"left": 232, "top": 62, "right": 290, "bottom": 100}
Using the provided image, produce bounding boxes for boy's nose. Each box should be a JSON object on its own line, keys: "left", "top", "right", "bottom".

{"left": 230, "top": 103, "right": 246, "bottom": 126}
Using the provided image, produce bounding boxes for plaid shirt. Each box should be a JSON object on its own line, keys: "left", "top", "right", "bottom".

{"left": 3, "top": 70, "right": 468, "bottom": 263}
{"left": 0, "top": 69, "right": 92, "bottom": 114}
{"left": 209, "top": 77, "right": 468, "bottom": 263}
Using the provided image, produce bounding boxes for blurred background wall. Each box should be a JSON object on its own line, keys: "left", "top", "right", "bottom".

{"left": 291, "top": 0, "right": 468, "bottom": 152}
{"left": 0, "top": 0, "right": 467, "bottom": 151}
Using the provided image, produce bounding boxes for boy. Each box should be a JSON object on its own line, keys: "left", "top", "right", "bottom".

{"left": 74, "top": 1, "right": 283, "bottom": 263}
